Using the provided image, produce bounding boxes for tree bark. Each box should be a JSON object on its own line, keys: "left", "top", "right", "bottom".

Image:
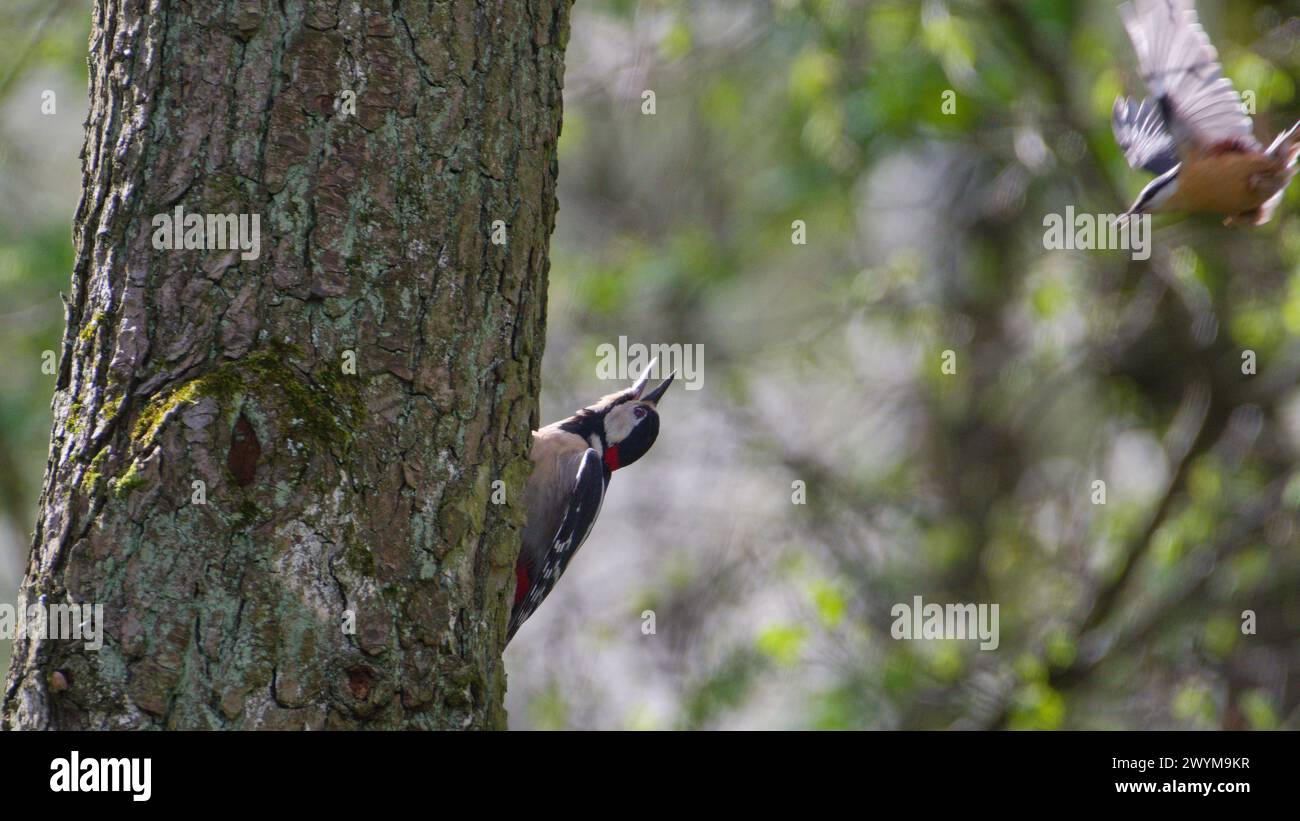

{"left": 2, "top": 0, "right": 570, "bottom": 730}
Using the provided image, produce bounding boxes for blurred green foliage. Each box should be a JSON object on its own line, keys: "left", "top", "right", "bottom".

{"left": 1, "top": 0, "right": 1298, "bottom": 730}
{"left": 0, "top": 2, "right": 90, "bottom": 684}
{"left": 509, "top": 0, "right": 1300, "bottom": 730}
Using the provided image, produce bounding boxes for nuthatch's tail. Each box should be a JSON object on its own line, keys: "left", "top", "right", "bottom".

{"left": 1240, "top": 120, "right": 1300, "bottom": 227}
{"left": 1267, "top": 119, "right": 1300, "bottom": 168}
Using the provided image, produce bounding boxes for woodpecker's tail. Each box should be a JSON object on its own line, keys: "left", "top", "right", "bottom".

{"left": 1267, "top": 119, "right": 1300, "bottom": 168}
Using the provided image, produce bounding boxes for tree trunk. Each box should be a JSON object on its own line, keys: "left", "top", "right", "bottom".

{"left": 2, "top": 0, "right": 570, "bottom": 730}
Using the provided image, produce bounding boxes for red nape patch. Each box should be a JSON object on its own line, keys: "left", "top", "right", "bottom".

{"left": 603, "top": 445, "right": 621, "bottom": 471}
{"left": 514, "top": 563, "right": 530, "bottom": 605}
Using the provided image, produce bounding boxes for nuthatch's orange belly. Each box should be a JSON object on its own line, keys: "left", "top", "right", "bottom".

{"left": 1167, "top": 151, "right": 1278, "bottom": 214}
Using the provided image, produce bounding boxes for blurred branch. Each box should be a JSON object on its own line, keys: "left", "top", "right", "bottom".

{"left": 980, "top": 387, "right": 1276, "bottom": 729}
{"left": 0, "top": 430, "right": 33, "bottom": 549}
{"left": 0, "top": 0, "right": 76, "bottom": 103}
{"left": 1053, "top": 478, "right": 1285, "bottom": 690}
{"left": 1076, "top": 379, "right": 1212, "bottom": 637}
{"left": 989, "top": 0, "right": 1126, "bottom": 208}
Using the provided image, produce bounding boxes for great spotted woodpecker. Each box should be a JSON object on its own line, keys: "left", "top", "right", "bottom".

{"left": 507, "top": 361, "right": 674, "bottom": 643}
{"left": 1113, "top": 0, "right": 1300, "bottom": 224}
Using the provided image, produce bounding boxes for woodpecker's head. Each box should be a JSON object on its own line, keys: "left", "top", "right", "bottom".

{"left": 568, "top": 360, "right": 674, "bottom": 472}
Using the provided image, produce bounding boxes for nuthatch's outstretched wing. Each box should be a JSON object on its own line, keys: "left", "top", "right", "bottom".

{"left": 1113, "top": 96, "right": 1179, "bottom": 176}
{"left": 1120, "top": 0, "right": 1259, "bottom": 156}
{"left": 508, "top": 447, "right": 607, "bottom": 641}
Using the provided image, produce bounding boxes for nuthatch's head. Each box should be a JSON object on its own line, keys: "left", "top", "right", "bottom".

{"left": 1123, "top": 167, "right": 1180, "bottom": 216}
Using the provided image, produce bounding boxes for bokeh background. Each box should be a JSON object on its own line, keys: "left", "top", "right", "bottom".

{"left": 4, "top": 0, "right": 1300, "bottom": 729}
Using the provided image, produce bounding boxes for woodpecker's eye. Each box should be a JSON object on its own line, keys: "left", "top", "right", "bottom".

{"left": 633, "top": 405, "right": 647, "bottom": 420}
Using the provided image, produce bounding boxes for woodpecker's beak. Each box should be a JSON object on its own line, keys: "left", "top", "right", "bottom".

{"left": 629, "top": 358, "right": 658, "bottom": 398}
{"left": 642, "top": 371, "right": 675, "bottom": 405}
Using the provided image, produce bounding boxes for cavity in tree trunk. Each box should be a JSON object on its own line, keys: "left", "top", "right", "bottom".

{"left": 2, "top": 0, "right": 570, "bottom": 730}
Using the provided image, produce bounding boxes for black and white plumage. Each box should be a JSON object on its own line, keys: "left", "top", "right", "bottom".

{"left": 1118, "top": 0, "right": 1258, "bottom": 157}
{"left": 1112, "top": 96, "right": 1179, "bottom": 177}
{"left": 507, "top": 361, "right": 674, "bottom": 643}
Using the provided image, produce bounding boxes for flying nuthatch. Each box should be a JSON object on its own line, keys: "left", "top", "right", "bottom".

{"left": 1113, "top": 0, "right": 1300, "bottom": 225}
{"left": 507, "top": 360, "right": 674, "bottom": 644}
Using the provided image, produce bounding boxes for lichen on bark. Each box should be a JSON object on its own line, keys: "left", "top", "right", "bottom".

{"left": 2, "top": 0, "right": 571, "bottom": 730}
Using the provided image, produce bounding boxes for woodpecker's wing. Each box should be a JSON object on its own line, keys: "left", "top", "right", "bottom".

{"left": 508, "top": 447, "right": 606, "bottom": 640}
{"left": 1119, "top": 0, "right": 1259, "bottom": 156}
{"left": 1113, "top": 96, "right": 1179, "bottom": 176}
